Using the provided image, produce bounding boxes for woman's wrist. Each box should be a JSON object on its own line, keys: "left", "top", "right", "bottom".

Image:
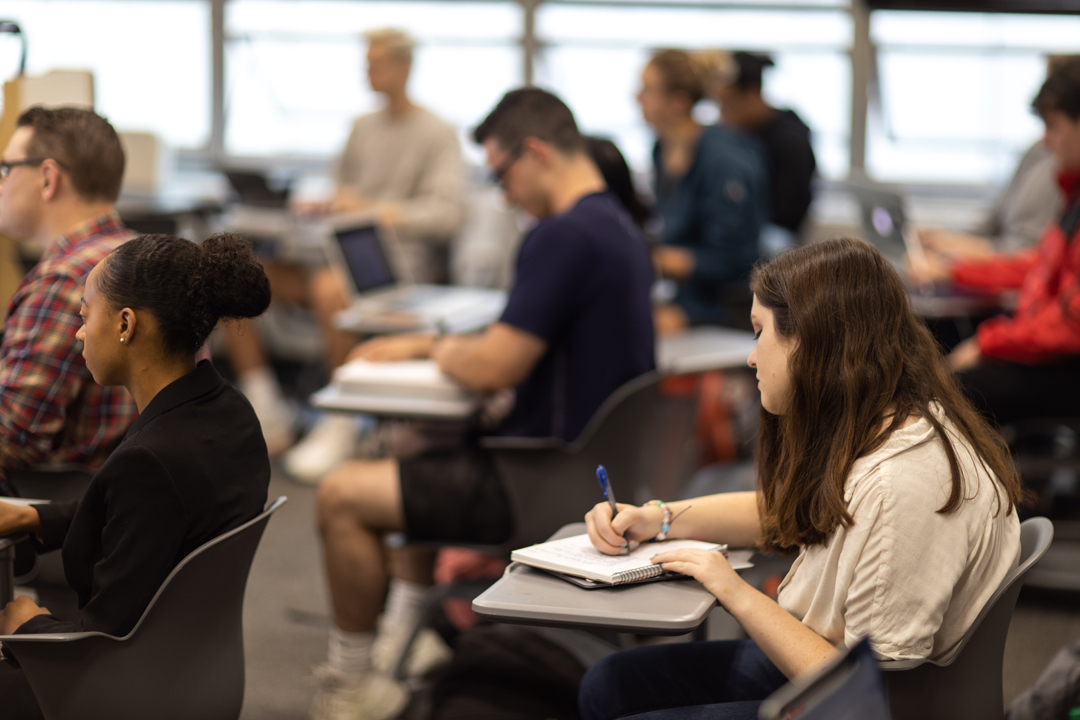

{"left": 711, "top": 572, "right": 758, "bottom": 617}
{"left": 644, "top": 500, "right": 672, "bottom": 540}
{"left": 20, "top": 506, "right": 41, "bottom": 534}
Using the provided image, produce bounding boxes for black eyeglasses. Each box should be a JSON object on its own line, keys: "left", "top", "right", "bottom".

{"left": 0, "top": 157, "right": 51, "bottom": 181}
{"left": 488, "top": 146, "right": 524, "bottom": 188}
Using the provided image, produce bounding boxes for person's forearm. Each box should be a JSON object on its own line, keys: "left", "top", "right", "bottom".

{"left": 724, "top": 581, "right": 839, "bottom": 679}
{"left": 0, "top": 503, "right": 42, "bottom": 537}
{"left": 434, "top": 336, "right": 508, "bottom": 393}
{"left": 663, "top": 491, "right": 761, "bottom": 547}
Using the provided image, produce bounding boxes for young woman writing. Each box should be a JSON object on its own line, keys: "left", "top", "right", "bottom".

{"left": 580, "top": 237, "right": 1023, "bottom": 720}
{"left": 0, "top": 233, "right": 273, "bottom": 719}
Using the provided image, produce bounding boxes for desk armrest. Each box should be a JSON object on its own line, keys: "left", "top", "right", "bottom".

{"left": 0, "top": 630, "right": 117, "bottom": 644}
{"left": 479, "top": 436, "right": 567, "bottom": 451}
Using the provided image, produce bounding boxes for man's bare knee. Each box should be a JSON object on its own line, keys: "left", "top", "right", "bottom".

{"left": 317, "top": 459, "right": 402, "bottom": 533}
{"left": 310, "top": 267, "right": 349, "bottom": 317}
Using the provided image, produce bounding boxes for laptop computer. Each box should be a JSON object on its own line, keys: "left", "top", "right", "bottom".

{"left": 758, "top": 637, "right": 892, "bottom": 720}
{"left": 847, "top": 180, "right": 925, "bottom": 265}
{"left": 329, "top": 223, "right": 506, "bottom": 335}
{"left": 223, "top": 170, "right": 290, "bottom": 209}
{"left": 846, "top": 181, "right": 1006, "bottom": 314}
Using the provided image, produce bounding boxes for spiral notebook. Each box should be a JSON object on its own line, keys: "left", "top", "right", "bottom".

{"left": 510, "top": 533, "right": 753, "bottom": 586}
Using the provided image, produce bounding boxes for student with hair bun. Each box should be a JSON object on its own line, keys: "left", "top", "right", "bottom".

{"left": 580, "top": 238, "right": 1022, "bottom": 720}
{"left": 639, "top": 49, "right": 768, "bottom": 334}
{"left": 0, "top": 233, "right": 273, "bottom": 720}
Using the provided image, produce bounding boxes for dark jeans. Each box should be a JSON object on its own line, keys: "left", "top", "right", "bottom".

{"left": 579, "top": 639, "right": 788, "bottom": 720}
{"left": 959, "top": 357, "right": 1080, "bottom": 427}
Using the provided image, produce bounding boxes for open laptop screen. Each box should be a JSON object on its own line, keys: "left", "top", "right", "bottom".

{"left": 336, "top": 225, "right": 396, "bottom": 294}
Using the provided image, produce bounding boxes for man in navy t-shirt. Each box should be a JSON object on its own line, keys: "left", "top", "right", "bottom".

{"left": 499, "top": 189, "right": 655, "bottom": 441}
{"left": 310, "top": 88, "right": 655, "bottom": 717}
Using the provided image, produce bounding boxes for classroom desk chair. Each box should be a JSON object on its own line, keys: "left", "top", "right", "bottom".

{"left": 392, "top": 371, "right": 662, "bottom": 679}
{"left": 0, "top": 496, "right": 287, "bottom": 720}
{"left": 479, "top": 369, "right": 662, "bottom": 553}
{"left": 880, "top": 516, "right": 1053, "bottom": 720}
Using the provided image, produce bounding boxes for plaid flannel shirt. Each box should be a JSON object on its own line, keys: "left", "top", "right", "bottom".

{"left": 0, "top": 212, "right": 138, "bottom": 495}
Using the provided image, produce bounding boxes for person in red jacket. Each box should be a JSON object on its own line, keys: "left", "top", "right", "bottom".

{"left": 909, "top": 57, "right": 1080, "bottom": 425}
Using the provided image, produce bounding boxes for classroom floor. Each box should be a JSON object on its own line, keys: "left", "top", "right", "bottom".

{"left": 239, "top": 463, "right": 1080, "bottom": 719}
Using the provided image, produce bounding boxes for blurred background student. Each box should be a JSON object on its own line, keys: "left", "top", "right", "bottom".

{"left": 640, "top": 49, "right": 768, "bottom": 335}
{"left": 701, "top": 49, "right": 817, "bottom": 247}
{"left": 222, "top": 28, "right": 467, "bottom": 485}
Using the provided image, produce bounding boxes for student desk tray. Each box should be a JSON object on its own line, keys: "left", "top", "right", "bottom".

{"left": 473, "top": 523, "right": 741, "bottom": 636}
{"left": 656, "top": 326, "right": 758, "bottom": 375}
{"left": 907, "top": 287, "right": 1016, "bottom": 320}
{"left": 311, "top": 384, "right": 476, "bottom": 420}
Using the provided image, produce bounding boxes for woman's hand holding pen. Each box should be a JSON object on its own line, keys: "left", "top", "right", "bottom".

{"left": 652, "top": 548, "right": 746, "bottom": 610}
{"left": 584, "top": 502, "right": 663, "bottom": 556}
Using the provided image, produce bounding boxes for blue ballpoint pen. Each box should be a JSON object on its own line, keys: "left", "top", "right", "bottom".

{"left": 596, "top": 465, "right": 629, "bottom": 550}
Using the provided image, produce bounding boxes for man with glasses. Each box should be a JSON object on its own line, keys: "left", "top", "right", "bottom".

{"left": 0, "top": 107, "right": 137, "bottom": 496}
{"left": 308, "top": 88, "right": 655, "bottom": 720}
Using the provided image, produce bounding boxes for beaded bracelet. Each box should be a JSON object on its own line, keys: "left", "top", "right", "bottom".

{"left": 645, "top": 500, "right": 672, "bottom": 541}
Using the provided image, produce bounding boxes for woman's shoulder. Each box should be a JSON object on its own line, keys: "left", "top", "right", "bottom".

{"left": 846, "top": 409, "right": 999, "bottom": 516}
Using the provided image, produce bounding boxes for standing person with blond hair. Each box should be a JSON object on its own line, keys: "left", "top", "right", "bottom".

{"left": 639, "top": 49, "right": 768, "bottom": 335}
{"left": 224, "top": 27, "right": 468, "bottom": 483}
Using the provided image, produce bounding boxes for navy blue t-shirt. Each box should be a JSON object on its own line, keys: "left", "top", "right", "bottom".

{"left": 498, "top": 191, "right": 655, "bottom": 442}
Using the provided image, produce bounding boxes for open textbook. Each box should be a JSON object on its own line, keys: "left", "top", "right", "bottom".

{"left": 332, "top": 359, "right": 476, "bottom": 403}
{"left": 511, "top": 533, "right": 754, "bottom": 586}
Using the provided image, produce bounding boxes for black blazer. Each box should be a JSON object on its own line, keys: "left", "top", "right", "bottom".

{"left": 15, "top": 360, "right": 270, "bottom": 639}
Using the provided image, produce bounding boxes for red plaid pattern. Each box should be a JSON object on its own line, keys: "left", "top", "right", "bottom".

{"left": 0, "top": 213, "right": 138, "bottom": 494}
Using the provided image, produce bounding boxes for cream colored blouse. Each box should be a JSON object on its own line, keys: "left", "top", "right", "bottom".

{"left": 776, "top": 408, "right": 1020, "bottom": 662}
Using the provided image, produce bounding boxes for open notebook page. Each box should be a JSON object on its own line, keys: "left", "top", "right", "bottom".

{"left": 511, "top": 533, "right": 753, "bottom": 584}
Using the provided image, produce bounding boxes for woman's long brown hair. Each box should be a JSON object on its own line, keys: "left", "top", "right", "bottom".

{"left": 752, "top": 238, "right": 1023, "bottom": 553}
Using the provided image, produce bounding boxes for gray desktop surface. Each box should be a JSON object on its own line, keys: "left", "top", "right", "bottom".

{"left": 310, "top": 385, "right": 477, "bottom": 420}
{"left": 908, "top": 288, "right": 1014, "bottom": 319}
{"left": 472, "top": 523, "right": 719, "bottom": 636}
{"left": 657, "top": 327, "right": 758, "bottom": 376}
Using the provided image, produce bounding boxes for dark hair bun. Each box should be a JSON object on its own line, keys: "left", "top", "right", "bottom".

{"left": 189, "top": 234, "right": 272, "bottom": 333}
{"left": 98, "top": 233, "right": 271, "bottom": 357}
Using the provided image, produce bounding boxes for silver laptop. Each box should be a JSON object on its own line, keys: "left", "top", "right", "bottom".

{"left": 847, "top": 180, "right": 926, "bottom": 265}
{"left": 329, "top": 224, "right": 506, "bottom": 335}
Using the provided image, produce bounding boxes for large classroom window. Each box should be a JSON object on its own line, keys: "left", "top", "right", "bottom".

{"left": 224, "top": 0, "right": 522, "bottom": 160}
{"left": 0, "top": 1, "right": 211, "bottom": 150}
{"left": 4, "top": 0, "right": 1077, "bottom": 187}
{"left": 868, "top": 10, "right": 1080, "bottom": 184}
{"left": 535, "top": 1, "right": 852, "bottom": 177}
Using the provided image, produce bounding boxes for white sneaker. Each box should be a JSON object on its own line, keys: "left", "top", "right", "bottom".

{"left": 373, "top": 622, "right": 453, "bottom": 678}
{"left": 309, "top": 665, "right": 408, "bottom": 720}
{"left": 238, "top": 367, "right": 295, "bottom": 456}
{"left": 283, "top": 414, "right": 361, "bottom": 485}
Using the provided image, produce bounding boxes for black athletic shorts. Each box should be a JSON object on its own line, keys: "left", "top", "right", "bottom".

{"left": 399, "top": 446, "right": 513, "bottom": 545}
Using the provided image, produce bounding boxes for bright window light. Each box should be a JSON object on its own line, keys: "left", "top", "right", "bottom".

{"left": 225, "top": 0, "right": 523, "bottom": 160}
{"left": 0, "top": 1, "right": 210, "bottom": 150}
{"left": 535, "top": 5, "right": 852, "bottom": 176}
{"left": 868, "top": 10, "right": 1076, "bottom": 183}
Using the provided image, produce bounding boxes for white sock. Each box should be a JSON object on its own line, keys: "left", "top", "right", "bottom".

{"left": 381, "top": 579, "right": 429, "bottom": 639}
{"left": 237, "top": 366, "right": 284, "bottom": 403}
{"left": 327, "top": 626, "right": 375, "bottom": 677}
